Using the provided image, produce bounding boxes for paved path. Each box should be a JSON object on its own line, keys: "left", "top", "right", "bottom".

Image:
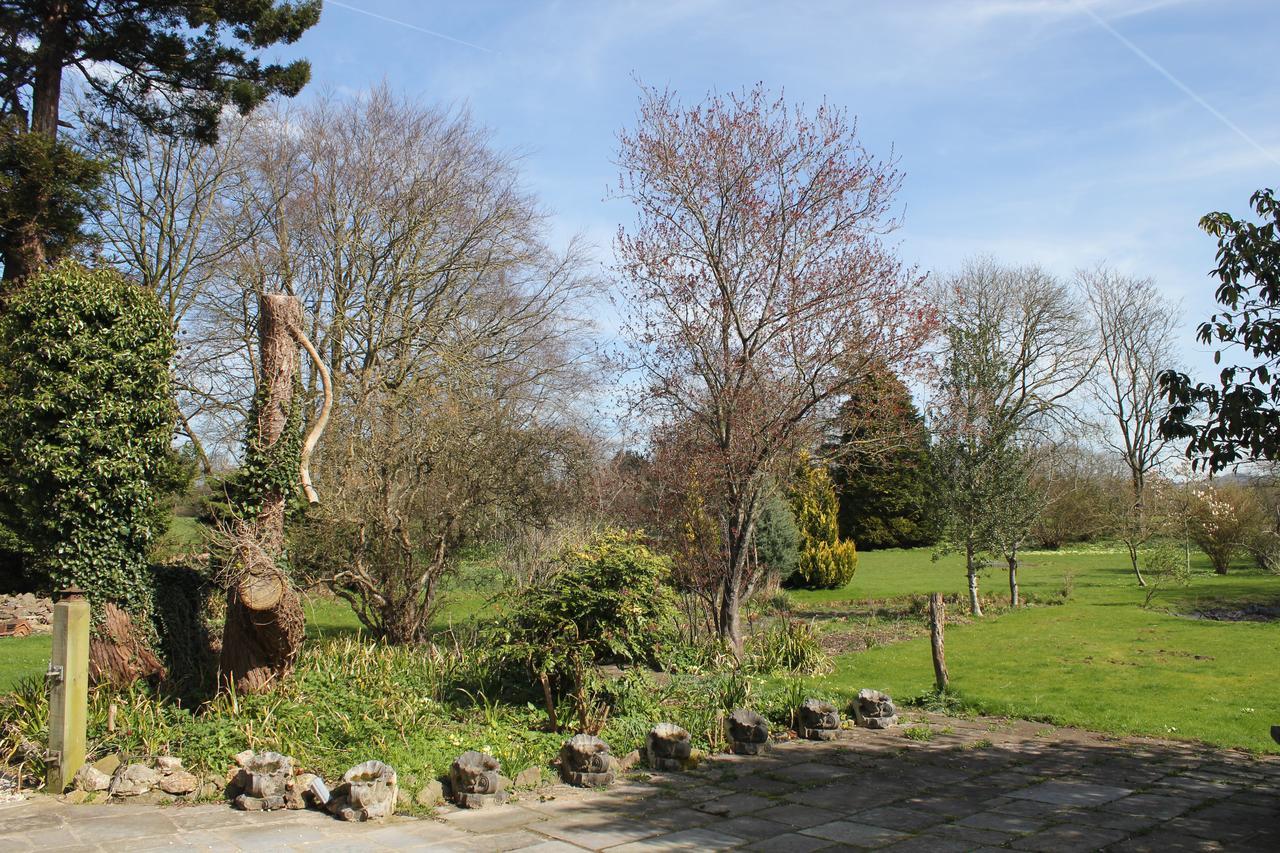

{"left": 1, "top": 711, "right": 1277, "bottom": 851}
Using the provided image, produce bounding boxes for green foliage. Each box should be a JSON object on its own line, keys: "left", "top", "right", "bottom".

{"left": 746, "top": 619, "right": 831, "bottom": 675}
{"left": 0, "top": 261, "right": 174, "bottom": 611}
{"left": 831, "top": 365, "right": 942, "bottom": 549}
{"left": 491, "top": 530, "right": 680, "bottom": 729}
{"left": 1141, "top": 543, "right": 1192, "bottom": 608}
{"left": 1161, "top": 189, "right": 1280, "bottom": 471}
{"left": 2, "top": 3, "right": 319, "bottom": 145}
{"left": 0, "top": 120, "right": 105, "bottom": 267}
{"left": 787, "top": 458, "right": 858, "bottom": 589}
{"left": 754, "top": 489, "right": 799, "bottom": 582}
{"left": 226, "top": 381, "right": 305, "bottom": 522}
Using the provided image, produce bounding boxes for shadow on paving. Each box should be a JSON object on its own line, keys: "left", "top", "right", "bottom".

{"left": 0, "top": 710, "right": 1277, "bottom": 851}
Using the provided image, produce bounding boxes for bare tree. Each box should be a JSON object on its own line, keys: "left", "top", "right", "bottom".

{"left": 932, "top": 259, "right": 1094, "bottom": 615}
{"left": 1081, "top": 266, "right": 1181, "bottom": 586}
{"left": 230, "top": 88, "right": 600, "bottom": 643}
{"left": 614, "top": 83, "right": 933, "bottom": 651}
{"left": 82, "top": 108, "right": 263, "bottom": 472}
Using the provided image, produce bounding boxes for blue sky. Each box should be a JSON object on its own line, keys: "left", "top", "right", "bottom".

{"left": 269, "top": 0, "right": 1278, "bottom": 384}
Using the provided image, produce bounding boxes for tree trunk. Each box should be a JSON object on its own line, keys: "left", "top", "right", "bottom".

{"left": 88, "top": 602, "right": 165, "bottom": 687}
{"left": 928, "top": 593, "right": 948, "bottom": 693}
{"left": 966, "top": 543, "right": 982, "bottom": 616}
{"left": 1007, "top": 549, "right": 1019, "bottom": 607}
{"left": 31, "top": 3, "right": 69, "bottom": 136}
{"left": 1, "top": 3, "right": 66, "bottom": 283}
{"left": 219, "top": 293, "right": 306, "bottom": 693}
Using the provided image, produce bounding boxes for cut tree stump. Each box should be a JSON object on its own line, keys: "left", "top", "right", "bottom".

{"left": 219, "top": 293, "right": 306, "bottom": 693}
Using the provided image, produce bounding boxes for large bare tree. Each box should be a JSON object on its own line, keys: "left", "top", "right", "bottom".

{"left": 1081, "top": 266, "right": 1180, "bottom": 586}
{"left": 232, "top": 88, "right": 599, "bottom": 643}
{"left": 614, "top": 83, "right": 932, "bottom": 651}
{"left": 83, "top": 108, "right": 265, "bottom": 472}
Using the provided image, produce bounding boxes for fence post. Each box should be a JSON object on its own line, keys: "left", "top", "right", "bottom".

{"left": 47, "top": 586, "right": 89, "bottom": 793}
{"left": 929, "top": 593, "right": 949, "bottom": 693}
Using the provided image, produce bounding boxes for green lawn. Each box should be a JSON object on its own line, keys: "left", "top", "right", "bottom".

{"left": 785, "top": 546, "right": 1280, "bottom": 754}
{"left": 0, "top": 635, "right": 51, "bottom": 692}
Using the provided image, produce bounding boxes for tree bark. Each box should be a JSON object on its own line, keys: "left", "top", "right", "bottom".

{"left": 929, "top": 593, "right": 948, "bottom": 693}
{"left": 88, "top": 602, "right": 166, "bottom": 687}
{"left": 1007, "top": 550, "right": 1019, "bottom": 607}
{"left": 966, "top": 543, "right": 983, "bottom": 616}
{"left": 2, "top": 3, "right": 66, "bottom": 283}
{"left": 219, "top": 293, "right": 306, "bottom": 693}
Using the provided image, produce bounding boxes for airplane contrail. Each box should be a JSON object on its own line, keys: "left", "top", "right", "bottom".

{"left": 1073, "top": 0, "right": 1280, "bottom": 169}
{"left": 326, "top": 1, "right": 494, "bottom": 54}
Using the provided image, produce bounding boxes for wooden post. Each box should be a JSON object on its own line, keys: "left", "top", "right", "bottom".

{"left": 47, "top": 586, "right": 89, "bottom": 792}
{"left": 929, "top": 593, "right": 949, "bottom": 693}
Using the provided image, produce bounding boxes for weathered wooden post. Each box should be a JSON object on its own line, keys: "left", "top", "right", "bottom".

{"left": 47, "top": 586, "right": 89, "bottom": 792}
{"left": 929, "top": 592, "right": 949, "bottom": 693}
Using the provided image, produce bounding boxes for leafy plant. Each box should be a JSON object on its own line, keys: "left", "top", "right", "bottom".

{"left": 0, "top": 260, "right": 174, "bottom": 613}
{"left": 746, "top": 619, "right": 831, "bottom": 675}
{"left": 490, "top": 530, "right": 678, "bottom": 731}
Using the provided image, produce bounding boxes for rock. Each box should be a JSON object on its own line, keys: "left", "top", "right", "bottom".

{"left": 559, "top": 734, "right": 617, "bottom": 787}
{"left": 415, "top": 779, "right": 445, "bottom": 806}
{"left": 109, "top": 763, "right": 162, "bottom": 797}
{"left": 133, "top": 789, "right": 178, "bottom": 805}
{"left": 853, "top": 688, "right": 898, "bottom": 730}
{"left": 155, "top": 756, "right": 183, "bottom": 773}
{"left": 61, "top": 789, "right": 90, "bottom": 805}
{"left": 798, "top": 698, "right": 840, "bottom": 741}
{"left": 283, "top": 773, "right": 320, "bottom": 810}
{"left": 645, "top": 723, "right": 692, "bottom": 771}
{"left": 449, "top": 751, "right": 507, "bottom": 808}
{"left": 157, "top": 769, "right": 199, "bottom": 795}
{"left": 233, "top": 749, "right": 255, "bottom": 767}
{"left": 513, "top": 767, "right": 542, "bottom": 789}
{"left": 73, "top": 764, "right": 111, "bottom": 792}
{"left": 92, "top": 754, "right": 122, "bottom": 776}
{"left": 620, "top": 750, "right": 642, "bottom": 771}
{"left": 306, "top": 775, "right": 331, "bottom": 807}
{"left": 727, "top": 708, "right": 770, "bottom": 755}
{"left": 195, "top": 781, "right": 222, "bottom": 801}
{"left": 341, "top": 760, "right": 397, "bottom": 821}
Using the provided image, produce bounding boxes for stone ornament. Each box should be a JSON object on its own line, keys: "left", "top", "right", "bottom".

{"left": 328, "top": 760, "right": 398, "bottom": 821}
{"left": 449, "top": 751, "right": 508, "bottom": 808}
{"left": 726, "top": 708, "right": 770, "bottom": 755}
{"left": 230, "top": 751, "right": 293, "bottom": 810}
{"left": 559, "top": 734, "right": 618, "bottom": 787}
{"left": 853, "top": 688, "right": 898, "bottom": 729}
{"left": 798, "top": 698, "right": 841, "bottom": 740}
{"left": 645, "top": 723, "right": 692, "bottom": 771}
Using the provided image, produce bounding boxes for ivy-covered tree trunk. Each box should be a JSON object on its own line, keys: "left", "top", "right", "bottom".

{"left": 220, "top": 294, "right": 305, "bottom": 693}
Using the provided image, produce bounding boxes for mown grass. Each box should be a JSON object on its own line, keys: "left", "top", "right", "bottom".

{"left": 781, "top": 546, "right": 1280, "bottom": 754}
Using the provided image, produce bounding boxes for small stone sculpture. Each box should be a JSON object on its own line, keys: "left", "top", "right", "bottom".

{"left": 327, "top": 760, "right": 398, "bottom": 821}
{"left": 449, "top": 751, "right": 508, "bottom": 808}
{"left": 726, "top": 708, "right": 770, "bottom": 755}
{"left": 797, "top": 698, "right": 840, "bottom": 740}
{"left": 559, "top": 734, "right": 618, "bottom": 787}
{"left": 645, "top": 723, "right": 692, "bottom": 771}
{"left": 230, "top": 751, "right": 294, "bottom": 811}
{"left": 853, "top": 688, "right": 898, "bottom": 729}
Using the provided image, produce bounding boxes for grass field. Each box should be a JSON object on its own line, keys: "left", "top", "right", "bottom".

{"left": 785, "top": 546, "right": 1280, "bottom": 754}
{"left": 3, "top": 533, "right": 1277, "bottom": 755}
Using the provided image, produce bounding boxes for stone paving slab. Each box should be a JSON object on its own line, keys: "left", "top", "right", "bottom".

{"left": 1, "top": 709, "right": 1278, "bottom": 851}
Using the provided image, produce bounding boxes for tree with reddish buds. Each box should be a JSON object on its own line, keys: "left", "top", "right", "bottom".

{"left": 613, "top": 83, "right": 934, "bottom": 652}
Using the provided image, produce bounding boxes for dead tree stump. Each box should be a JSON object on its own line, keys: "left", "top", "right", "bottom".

{"left": 219, "top": 294, "right": 306, "bottom": 693}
